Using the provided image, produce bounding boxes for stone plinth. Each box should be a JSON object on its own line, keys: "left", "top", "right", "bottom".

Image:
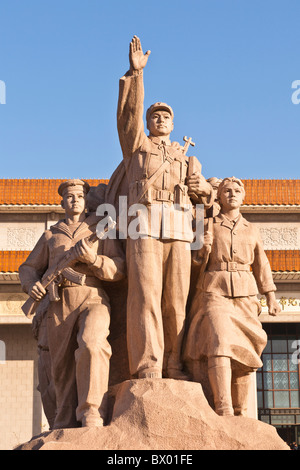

{"left": 16, "top": 379, "right": 289, "bottom": 451}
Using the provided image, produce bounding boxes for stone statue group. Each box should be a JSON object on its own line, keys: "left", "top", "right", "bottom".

{"left": 19, "top": 36, "right": 281, "bottom": 430}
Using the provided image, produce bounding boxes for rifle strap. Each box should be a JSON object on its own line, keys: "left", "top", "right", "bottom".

{"left": 134, "top": 152, "right": 176, "bottom": 205}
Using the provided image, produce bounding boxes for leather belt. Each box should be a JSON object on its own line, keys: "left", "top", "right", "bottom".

{"left": 207, "top": 261, "right": 250, "bottom": 272}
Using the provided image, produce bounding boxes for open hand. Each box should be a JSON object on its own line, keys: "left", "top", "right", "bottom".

{"left": 129, "top": 35, "right": 151, "bottom": 72}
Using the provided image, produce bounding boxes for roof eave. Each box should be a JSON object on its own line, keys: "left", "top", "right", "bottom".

{"left": 241, "top": 205, "right": 300, "bottom": 214}
{"left": 0, "top": 204, "right": 64, "bottom": 213}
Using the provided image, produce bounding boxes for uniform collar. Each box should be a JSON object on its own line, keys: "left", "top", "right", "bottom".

{"left": 51, "top": 212, "right": 100, "bottom": 239}
{"left": 149, "top": 135, "right": 172, "bottom": 147}
{"left": 215, "top": 212, "right": 249, "bottom": 230}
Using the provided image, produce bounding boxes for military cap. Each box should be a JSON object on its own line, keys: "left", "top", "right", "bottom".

{"left": 58, "top": 179, "right": 90, "bottom": 197}
{"left": 146, "top": 102, "right": 174, "bottom": 122}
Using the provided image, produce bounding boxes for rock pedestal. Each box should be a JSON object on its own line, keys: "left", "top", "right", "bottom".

{"left": 16, "top": 379, "right": 289, "bottom": 451}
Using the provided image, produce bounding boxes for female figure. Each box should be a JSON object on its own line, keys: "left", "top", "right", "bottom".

{"left": 185, "top": 177, "right": 281, "bottom": 416}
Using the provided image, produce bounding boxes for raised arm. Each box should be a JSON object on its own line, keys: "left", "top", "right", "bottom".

{"left": 117, "top": 36, "right": 151, "bottom": 158}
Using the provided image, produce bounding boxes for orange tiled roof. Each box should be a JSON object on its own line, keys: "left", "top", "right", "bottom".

{"left": 0, "top": 179, "right": 299, "bottom": 206}
{"left": 242, "top": 179, "right": 300, "bottom": 206}
{"left": 0, "top": 179, "right": 108, "bottom": 205}
{"left": 0, "top": 251, "right": 31, "bottom": 272}
{"left": 0, "top": 250, "right": 299, "bottom": 273}
{"left": 265, "top": 250, "right": 300, "bottom": 272}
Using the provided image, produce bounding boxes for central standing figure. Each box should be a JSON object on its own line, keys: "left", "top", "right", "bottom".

{"left": 117, "top": 36, "right": 212, "bottom": 380}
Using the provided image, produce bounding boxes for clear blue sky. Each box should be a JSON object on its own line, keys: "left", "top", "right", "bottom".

{"left": 0, "top": 0, "right": 299, "bottom": 180}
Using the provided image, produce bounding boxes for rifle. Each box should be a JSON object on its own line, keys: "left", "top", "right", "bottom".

{"left": 21, "top": 216, "right": 116, "bottom": 319}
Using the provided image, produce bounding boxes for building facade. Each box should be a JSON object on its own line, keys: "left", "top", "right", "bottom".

{"left": 0, "top": 178, "right": 299, "bottom": 449}
{"left": 241, "top": 179, "right": 300, "bottom": 445}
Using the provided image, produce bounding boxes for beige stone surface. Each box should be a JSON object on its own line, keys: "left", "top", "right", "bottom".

{"left": 185, "top": 178, "right": 281, "bottom": 418}
{"left": 117, "top": 35, "right": 212, "bottom": 380}
{"left": 18, "top": 180, "right": 126, "bottom": 429}
{"left": 16, "top": 379, "right": 289, "bottom": 451}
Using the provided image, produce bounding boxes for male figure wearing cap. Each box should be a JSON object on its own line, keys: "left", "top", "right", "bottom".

{"left": 117, "top": 36, "right": 212, "bottom": 380}
{"left": 19, "top": 179, "right": 125, "bottom": 428}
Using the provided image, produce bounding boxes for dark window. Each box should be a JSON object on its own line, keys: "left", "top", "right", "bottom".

{"left": 257, "top": 323, "right": 300, "bottom": 409}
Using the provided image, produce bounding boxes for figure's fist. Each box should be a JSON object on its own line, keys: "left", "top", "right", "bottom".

{"left": 267, "top": 299, "right": 281, "bottom": 316}
{"left": 265, "top": 292, "right": 282, "bottom": 317}
{"left": 129, "top": 35, "right": 151, "bottom": 72}
{"left": 203, "top": 231, "right": 213, "bottom": 247}
{"left": 29, "top": 281, "right": 47, "bottom": 301}
{"left": 187, "top": 172, "right": 211, "bottom": 197}
{"left": 74, "top": 239, "right": 97, "bottom": 266}
{"left": 192, "top": 245, "right": 211, "bottom": 265}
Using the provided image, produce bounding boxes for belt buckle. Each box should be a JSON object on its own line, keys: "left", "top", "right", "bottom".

{"left": 157, "top": 190, "right": 170, "bottom": 202}
{"left": 156, "top": 190, "right": 163, "bottom": 201}
{"left": 228, "top": 261, "right": 237, "bottom": 272}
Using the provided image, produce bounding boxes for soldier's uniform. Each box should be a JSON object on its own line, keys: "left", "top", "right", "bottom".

{"left": 117, "top": 70, "right": 212, "bottom": 378}
{"left": 19, "top": 211, "right": 125, "bottom": 429}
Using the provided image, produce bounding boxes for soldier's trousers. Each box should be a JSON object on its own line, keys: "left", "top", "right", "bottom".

{"left": 47, "top": 285, "right": 111, "bottom": 429}
{"left": 126, "top": 237, "right": 191, "bottom": 377}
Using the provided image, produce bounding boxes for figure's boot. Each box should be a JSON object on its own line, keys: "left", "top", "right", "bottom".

{"left": 231, "top": 373, "right": 251, "bottom": 417}
{"left": 138, "top": 367, "right": 162, "bottom": 379}
{"left": 208, "top": 356, "right": 234, "bottom": 416}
